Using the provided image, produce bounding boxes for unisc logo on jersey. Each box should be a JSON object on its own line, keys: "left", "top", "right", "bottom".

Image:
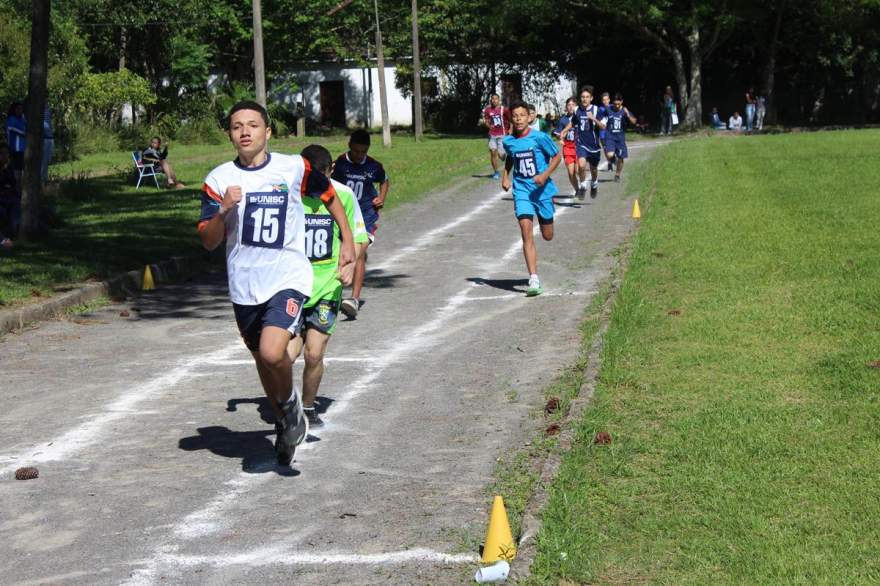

{"left": 286, "top": 299, "right": 300, "bottom": 317}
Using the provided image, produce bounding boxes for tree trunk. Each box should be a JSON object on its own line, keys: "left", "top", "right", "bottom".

{"left": 685, "top": 21, "right": 702, "bottom": 128}
{"left": 762, "top": 0, "right": 785, "bottom": 125}
{"left": 671, "top": 45, "right": 689, "bottom": 126}
{"left": 20, "top": 0, "right": 50, "bottom": 241}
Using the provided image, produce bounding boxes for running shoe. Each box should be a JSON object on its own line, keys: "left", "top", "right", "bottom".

{"left": 303, "top": 406, "right": 324, "bottom": 429}
{"left": 590, "top": 182, "right": 599, "bottom": 199}
{"left": 526, "top": 276, "right": 543, "bottom": 297}
{"left": 275, "top": 395, "right": 309, "bottom": 466}
{"left": 274, "top": 422, "right": 294, "bottom": 466}
{"left": 491, "top": 171, "right": 501, "bottom": 180}
{"left": 340, "top": 297, "right": 359, "bottom": 319}
{"left": 576, "top": 185, "right": 586, "bottom": 201}
{"left": 614, "top": 175, "right": 621, "bottom": 183}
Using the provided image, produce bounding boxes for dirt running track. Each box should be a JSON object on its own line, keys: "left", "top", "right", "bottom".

{"left": 0, "top": 140, "right": 666, "bottom": 585}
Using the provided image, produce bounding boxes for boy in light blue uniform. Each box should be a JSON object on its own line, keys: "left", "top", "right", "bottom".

{"left": 501, "top": 100, "right": 561, "bottom": 297}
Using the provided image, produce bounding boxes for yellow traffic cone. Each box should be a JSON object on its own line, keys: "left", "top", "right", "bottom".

{"left": 142, "top": 265, "right": 155, "bottom": 291}
{"left": 481, "top": 495, "right": 516, "bottom": 563}
{"left": 631, "top": 199, "right": 641, "bottom": 219}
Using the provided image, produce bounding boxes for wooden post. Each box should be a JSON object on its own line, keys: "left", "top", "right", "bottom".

{"left": 411, "top": 0, "right": 423, "bottom": 140}
{"left": 252, "top": 0, "right": 267, "bottom": 107}
{"left": 373, "top": 0, "right": 391, "bottom": 147}
{"left": 20, "top": 0, "right": 50, "bottom": 241}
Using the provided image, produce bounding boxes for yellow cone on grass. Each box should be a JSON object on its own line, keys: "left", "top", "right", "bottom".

{"left": 631, "top": 199, "right": 641, "bottom": 219}
{"left": 482, "top": 495, "right": 516, "bottom": 563}
{"left": 142, "top": 265, "right": 155, "bottom": 290}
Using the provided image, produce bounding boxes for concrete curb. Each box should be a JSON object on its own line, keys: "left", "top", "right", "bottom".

{"left": 0, "top": 250, "right": 222, "bottom": 336}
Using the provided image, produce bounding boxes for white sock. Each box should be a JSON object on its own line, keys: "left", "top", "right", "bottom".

{"left": 530, "top": 273, "right": 539, "bottom": 281}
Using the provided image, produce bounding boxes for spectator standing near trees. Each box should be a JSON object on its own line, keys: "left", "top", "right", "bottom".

{"left": 41, "top": 104, "right": 53, "bottom": 184}
{"left": 5, "top": 102, "right": 26, "bottom": 181}
{"left": 755, "top": 93, "right": 767, "bottom": 131}
{"left": 0, "top": 144, "right": 19, "bottom": 242}
{"left": 661, "top": 86, "right": 675, "bottom": 135}
{"left": 745, "top": 88, "right": 757, "bottom": 132}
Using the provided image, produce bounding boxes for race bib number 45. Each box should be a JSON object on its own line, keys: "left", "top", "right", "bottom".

{"left": 514, "top": 151, "right": 537, "bottom": 178}
{"left": 304, "top": 214, "right": 333, "bottom": 262}
{"left": 242, "top": 192, "right": 288, "bottom": 249}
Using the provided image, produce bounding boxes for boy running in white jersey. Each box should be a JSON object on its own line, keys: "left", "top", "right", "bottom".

{"left": 198, "top": 101, "right": 355, "bottom": 466}
{"left": 287, "top": 145, "right": 369, "bottom": 428}
{"left": 558, "top": 85, "right": 606, "bottom": 200}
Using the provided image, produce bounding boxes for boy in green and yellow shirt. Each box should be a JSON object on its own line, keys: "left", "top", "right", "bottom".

{"left": 287, "top": 144, "right": 369, "bottom": 428}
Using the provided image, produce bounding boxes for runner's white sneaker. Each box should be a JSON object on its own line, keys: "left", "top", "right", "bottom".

{"left": 340, "top": 297, "right": 359, "bottom": 319}
{"left": 526, "top": 275, "right": 543, "bottom": 297}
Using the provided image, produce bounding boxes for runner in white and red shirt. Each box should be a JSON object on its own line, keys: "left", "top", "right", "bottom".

{"left": 198, "top": 100, "right": 355, "bottom": 467}
{"left": 482, "top": 93, "right": 510, "bottom": 180}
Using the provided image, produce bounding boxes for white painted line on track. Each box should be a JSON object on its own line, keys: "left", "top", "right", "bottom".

{"left": 0, "top": 342, "right": 243, "bottom": 478}
{"left": 370, "top": 190, "right": 506, "bottom": 271}
{"left": 205, "top": 357, "right": 372, "bottom": 367}
{"left": 127, "top": 546, "right": 476, "bottom": 585}
{"left": 464, "top": 290, "right": 593, "bottom": 302}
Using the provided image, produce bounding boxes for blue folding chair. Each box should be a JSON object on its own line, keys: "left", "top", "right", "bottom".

{"left": 132, "top": 151, "right": 163, "bottom": 189}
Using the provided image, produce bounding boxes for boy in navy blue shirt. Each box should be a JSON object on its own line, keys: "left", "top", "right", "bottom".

{"left": 501, "top": 100, "right": 561, "bottom": 296}
{"left": 558, "top": 85, "right": 606, "bottom": 200}
{"left": 604, "top": 93, "right": 638, "bottom": 182}
{"left": 331, "top": 129, "right": 389, "bottom": 318}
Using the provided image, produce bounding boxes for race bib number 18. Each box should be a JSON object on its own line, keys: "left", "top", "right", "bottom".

{"left": 242, "top": 191, "right": 288, "bottom": 249}
{"left": 304, "top": 214, "right": 333, "bottom": 262}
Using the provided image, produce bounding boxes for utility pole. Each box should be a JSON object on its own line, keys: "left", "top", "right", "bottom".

{"left": 373, "top": 0, "right": 391, "bottom": 147}
{"left": 252, "top": 0, "right": 266, "bottom": 107}
{"left": 411, "top": 0, "right": 422, "bottom": 140}
{"left": 20, "top": 0, "right": 49, "bottom": 241}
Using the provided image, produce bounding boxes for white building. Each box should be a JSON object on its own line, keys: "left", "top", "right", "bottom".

{"left": 290, "top": 62, "right": 577, "bottom": 129}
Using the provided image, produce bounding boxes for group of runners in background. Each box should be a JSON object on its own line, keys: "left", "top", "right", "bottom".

{"left": 483, "top": 86, "right": 637, "bottom": 296}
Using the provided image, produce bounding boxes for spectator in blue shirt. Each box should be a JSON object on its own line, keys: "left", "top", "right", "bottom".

{"left": 5, "top": 102, "right": 26, "bottom": 178}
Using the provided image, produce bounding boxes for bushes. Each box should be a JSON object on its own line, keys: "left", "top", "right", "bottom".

{"left": 176, "top": 116, "right": 227, "bottom": 144}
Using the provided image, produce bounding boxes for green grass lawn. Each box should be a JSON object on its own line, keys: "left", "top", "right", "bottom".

{"left": 1, "top": 133, "right": 488, "bottom": 306}
{"left": 528, "top": 130, "right": 880, "bottom": 584}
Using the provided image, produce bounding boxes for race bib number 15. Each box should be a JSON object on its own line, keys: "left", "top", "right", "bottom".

{"left": 242, "top": 192, "right": 288, "bottom": 249}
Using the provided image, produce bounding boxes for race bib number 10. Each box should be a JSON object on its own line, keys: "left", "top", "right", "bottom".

{"left": 242, "top": 192, "right": 288, "bottom": 249}
{"left": 304, "top": 214, "right": 334, "bottom": 262}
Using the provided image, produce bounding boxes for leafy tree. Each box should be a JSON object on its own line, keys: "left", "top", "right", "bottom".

{"left": 73, "top": 68, "right": 156, "bottom": 122}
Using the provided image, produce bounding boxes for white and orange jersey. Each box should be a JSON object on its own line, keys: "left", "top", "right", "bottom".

{"left": 199, "top": 152, "right": 335, "bottom": 305}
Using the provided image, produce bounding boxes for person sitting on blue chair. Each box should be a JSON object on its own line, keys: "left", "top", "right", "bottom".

{"left": 142, "top": 136, "right": 185, "bottom": 188}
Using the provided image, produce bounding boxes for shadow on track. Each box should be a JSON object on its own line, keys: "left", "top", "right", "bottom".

{"left": 178, "top": 426, "right": 301, "bottom": 476}
{"left": 467, "top": 277, "right": 528, "bottom": 293}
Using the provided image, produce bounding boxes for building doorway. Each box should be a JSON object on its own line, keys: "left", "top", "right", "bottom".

{"left": 320, "top": 81, "right": 346, "bottom": 127}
